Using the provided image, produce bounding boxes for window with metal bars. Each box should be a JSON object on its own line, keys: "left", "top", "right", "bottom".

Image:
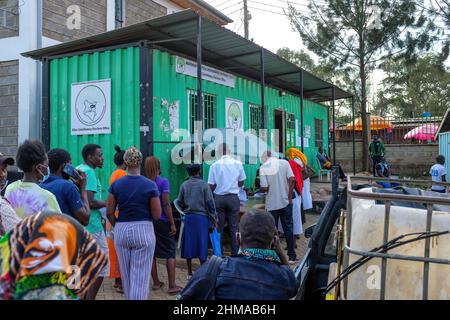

{"left": 315, "top": 118, "right": 324, "bottom": 148}
{"left": 189, "top": 90, "right": 217, "bottom": 134}
{"left": 248, "top": 103, "right": 262, "bottom": 135}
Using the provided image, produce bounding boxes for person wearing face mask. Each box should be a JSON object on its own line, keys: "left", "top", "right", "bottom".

{"left": 0, "top": 153, "right": 21, "bottom": 236}
{"left": 5, "top": 140, "right": 61, "bottom": 219}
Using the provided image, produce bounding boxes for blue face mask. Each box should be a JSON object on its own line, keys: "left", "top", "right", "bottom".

{"left": 38, "top": 165, "right": 51, "bottom": 183}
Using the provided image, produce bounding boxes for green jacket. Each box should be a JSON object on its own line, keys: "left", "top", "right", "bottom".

{"left": 369, "top": 140, "right": 385, "bottom": 157}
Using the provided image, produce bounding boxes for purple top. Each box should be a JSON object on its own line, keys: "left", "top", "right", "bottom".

{"left": 155, "top": 176, "right": 170, "bottom": 221}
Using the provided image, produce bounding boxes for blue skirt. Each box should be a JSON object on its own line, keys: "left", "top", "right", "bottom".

{"left": 181, "top": 213, "right": 209, "bottom": 261}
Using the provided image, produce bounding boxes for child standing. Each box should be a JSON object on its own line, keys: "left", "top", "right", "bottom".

{"left": 430, "top": 155, "right": 447, "bottom": 193}
{"left": 178, "top": 164, "right": 217, "bottom": 278}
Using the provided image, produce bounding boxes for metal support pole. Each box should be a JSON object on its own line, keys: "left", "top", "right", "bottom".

{"left": 260, "top": 48, "right": 265, "bottom": 128}
{"left": 196, "top": 16, "right": 203, "bottom": 165}
{"left": 327, "top": 104, "right": 331, "bottom": 158}
{"left": 352, "top": 96, "right": 356, "bottom": 176}
{"left": 139, "top": 42, "right": 154, "bottom": 158}
{"left": 41, "top": 57, "right": 50, "bottom": 151}
{"left": 300, "top": 70, "right": 304, "bottom": 152}
{"left": 197, "top": 16, "right": 203, "bottom": 126}
{"left": 332, "top": 86, "right": 336, "bottom": 166}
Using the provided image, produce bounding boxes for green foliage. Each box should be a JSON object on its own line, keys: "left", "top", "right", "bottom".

{"left": 373, "top": 54, "right": 450, "bottom": 117}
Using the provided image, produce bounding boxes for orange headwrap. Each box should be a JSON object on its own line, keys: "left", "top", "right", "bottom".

{"left": 286, "top": 148, "right": 308, "bottom": 165}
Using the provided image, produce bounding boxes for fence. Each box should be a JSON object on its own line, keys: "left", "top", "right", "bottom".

{"left": 335, "top": 116, "right": 441, "bottom": 145}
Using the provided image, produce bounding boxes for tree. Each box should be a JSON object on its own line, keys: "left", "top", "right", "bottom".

{"left": 286, "top": 0, "right": 444, "bottom": 171}
{"left": 373, "top": 54, "right": 450, "bottom": 117}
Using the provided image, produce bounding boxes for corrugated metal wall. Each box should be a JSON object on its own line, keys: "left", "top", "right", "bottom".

{"left": 49, "top": 47, "right": 141, "bottom": 198}
{"left": 48, "top": 47, "right": 331, "bottom": 200}
{"left": 152, "top": 49, "right": 329, "bottom": 198}
{"left": 439, "top": 133, "right": 450, "bottom": 176}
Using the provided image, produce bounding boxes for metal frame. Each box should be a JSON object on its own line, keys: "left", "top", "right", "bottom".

{"left": 139, "top": 41, "right": 154, "bottom": 158}
{"left": 197, "top": 16, "right": 203, "bottom": 128}
{"left": 260, "top": 48, "right": 265, "bottom": 128}
{"left": 352, "top": 96, "right": 356, "bottom": 176}
{"left": 300, "top": 70, "right": 304, "bottom": 152}
{"left": 332, "top": 86, "right": 336, "bottom": 166}
{"left": 343, "top": 176, "right": 450, "bottom": 300}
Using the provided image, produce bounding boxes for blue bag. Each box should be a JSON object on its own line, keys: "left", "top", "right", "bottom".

{"left": 209, "top": 229, "right": 222, "bottom": 257}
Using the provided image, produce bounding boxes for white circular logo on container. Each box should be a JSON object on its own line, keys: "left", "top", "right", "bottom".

{"left": 74, "top": 85, "right": 107, "bottom": 126}
{"left": 227, "top": 102, "right": 243, "bottom": 130}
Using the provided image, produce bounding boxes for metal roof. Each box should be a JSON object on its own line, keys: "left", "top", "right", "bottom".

{"left": 436, "top": 108, "right": 450, "bottom": 139}
{"left": 23, "top": 10, "right": 353, "bottom": 103}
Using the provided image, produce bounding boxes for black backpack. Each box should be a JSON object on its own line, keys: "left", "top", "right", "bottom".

{"left": 177, "top": 256, "right": 223, "bottom": 300}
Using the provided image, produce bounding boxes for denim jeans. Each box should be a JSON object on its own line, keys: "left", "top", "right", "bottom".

{"left": 270, "top": 204, "right": 296, "bottom": 261}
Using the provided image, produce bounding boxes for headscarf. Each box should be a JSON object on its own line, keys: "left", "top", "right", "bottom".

{"left": 286, "top": 148, "right": 308, "bottom": 165}
{"left": 0, "top": 212, "right": 107, "bottom": 300}
{"left": 124, "top": 146, "right": 143, "bottom": 168}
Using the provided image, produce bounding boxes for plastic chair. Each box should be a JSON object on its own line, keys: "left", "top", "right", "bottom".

{"left": 315, "top": 157, "right": 331, "bottom": 182}
{"left": 173, "top": 198, "right": 222, "bottom": 257}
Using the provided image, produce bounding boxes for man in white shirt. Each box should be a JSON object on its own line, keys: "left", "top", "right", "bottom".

{"left": 208, "top": 143, "right": 247, "bottom": 255}
{"left": 259, "top": 151, "right": 297, "bottom": 263}
{"left": 430, "top": 155, "right": 447, "bottom": 193}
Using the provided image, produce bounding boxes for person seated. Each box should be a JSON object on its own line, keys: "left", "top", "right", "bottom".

{"left": 316, "top": 147, "right": 347, "bottom": 181}
{"left": 375, "top": 159, "right": 399, "bottom": 189}
{"left": 177, "top": 209, "right": 299, "bottom": 300}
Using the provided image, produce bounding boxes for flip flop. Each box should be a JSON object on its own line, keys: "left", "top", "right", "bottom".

{"left": 115, "top": 287, "right": 124, "bottom": 294}
{"left": 168, "top": 286, "right": 183, "bottom": 296}
{"left": 152, "top": 282, "right": 165, "bottom": 291}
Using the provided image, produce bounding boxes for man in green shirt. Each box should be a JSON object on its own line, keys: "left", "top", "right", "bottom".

{"left": 369, "top": 134, "right": 385, "bottom": 177}
{"left": 77, "top": 144, "right": 109, "bottom": 300}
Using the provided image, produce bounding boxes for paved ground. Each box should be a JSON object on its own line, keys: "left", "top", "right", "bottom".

{"left": 96, "top": 212, "right": 320, "bottom": 301}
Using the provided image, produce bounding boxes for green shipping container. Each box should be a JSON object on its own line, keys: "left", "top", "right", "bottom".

{"left": 47, "top": 47, "right": 329, "bottom": 199}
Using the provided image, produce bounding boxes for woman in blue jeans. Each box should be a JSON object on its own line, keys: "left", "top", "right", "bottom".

{"left": 106, "top": 147, "right": 161, "bottom": 300}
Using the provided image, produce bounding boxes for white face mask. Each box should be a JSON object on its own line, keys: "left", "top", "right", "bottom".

{"left": 294, "top": 158, "right": 304, "bottom": 167}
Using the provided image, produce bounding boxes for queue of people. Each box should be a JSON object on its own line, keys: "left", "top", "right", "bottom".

{"left": 1, "top": 139, "right": 333, "bottom": 300}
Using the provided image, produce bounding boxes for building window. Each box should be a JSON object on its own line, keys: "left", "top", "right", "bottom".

{"left": 0, "top": 1, "right": 19, "bottom": 32}
{"left": 315, "top": 118, "right": 324, "bottom": 148}
{"left": 188, "top": 90, "right": 217, "bottom": 134}
{"left": 249, "top": 103, "right": 262, "bottom": 135}
{"left": 115, "top": 0, "right": 125, "bottom": 28}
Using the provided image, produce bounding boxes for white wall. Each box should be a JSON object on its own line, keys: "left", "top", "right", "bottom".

{"left": 152, "top": 0, "right": 184, "bottom": 14}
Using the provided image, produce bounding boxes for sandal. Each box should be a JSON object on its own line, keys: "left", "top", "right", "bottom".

{"left": 167, "top": 286, "right": 183, "bottom": 296}
{"left": 152, "top": 282, "right": 165, "bottom": 291}
{"left": 115, "top": 286, "right": 124, "bottom": 294}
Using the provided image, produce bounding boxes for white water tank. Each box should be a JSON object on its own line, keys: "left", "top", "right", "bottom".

{"left": 345, "top": 188, "right": 450, "bottom": 300}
